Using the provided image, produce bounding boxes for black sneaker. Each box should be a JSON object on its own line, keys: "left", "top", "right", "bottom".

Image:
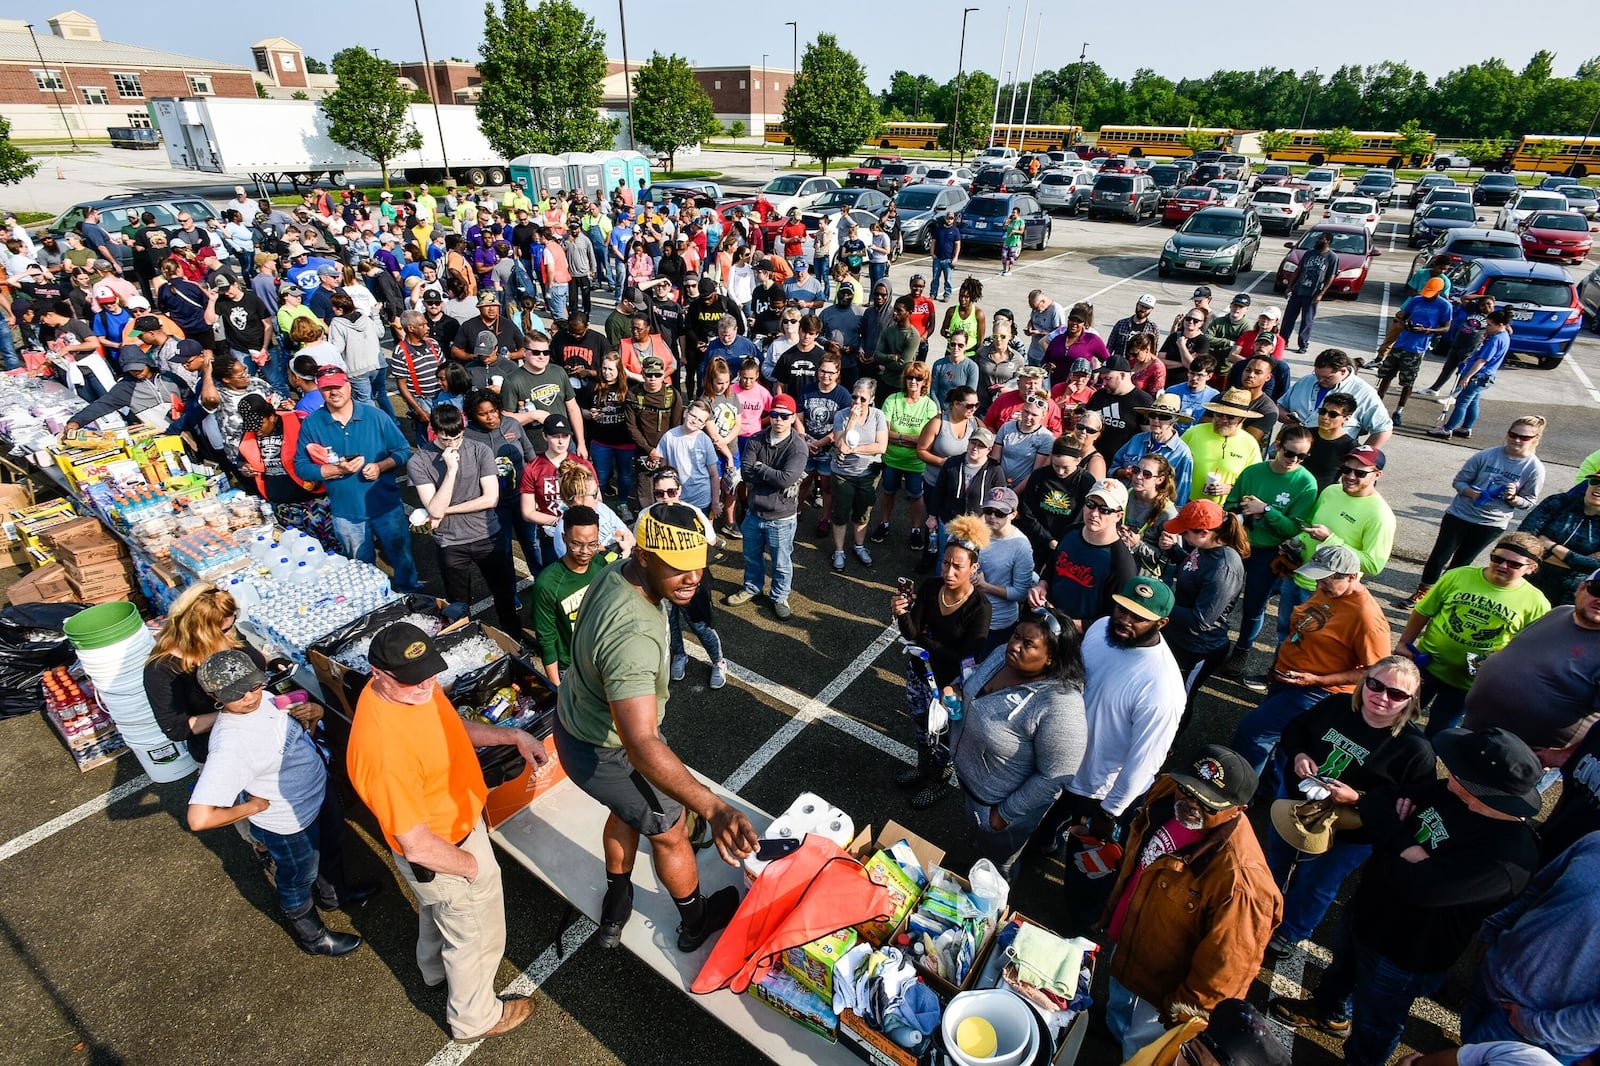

{"left": 677, "top": 886, "right": 740, "bottom": 953}
{"left": 1264, "top": 933, "right": 1293, "bottom": 959}
{"left": 1269, "top": 997, "right": 1351, "bottom": 1037}
{"left": 908, "top": 527, "right": 927, "bottom": 552}
{"left": 869, "top": 521, "right": 891, "bottom": 544}
{"left": 1452, "top": 428, "right": 1473, "bottom": 439}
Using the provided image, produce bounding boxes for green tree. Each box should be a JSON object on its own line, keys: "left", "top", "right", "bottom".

{"left": 409, "top": 88, "right": 433, "bottom": 104}
{"left": 1393, "top": 119, "right": 1434, "bottom": 165}
{"left": 729, "top": 120, "right": 747, "bottom": 140}
{"left": 0, "top": 117, "right": 38, "bottom": 186}
{"left": 1315, "top": 127, "right": 1361, "bottom": 163}
{"left": 1180, "top": 127, "right": 1219, "bottom": 154}
{"left": 630, "top": 52, "right": 719, "bottom": 171}
{"left": 1578, "top": 56, "right": 1600, "bottom": 82}
{"left": 782, "top": 34, "right": 879, "bottom": 174}
{"left": 304, "top": 56, "right": 328, "bottom": 75}
{"left": 1463, "top": 136, "right": 1511, "bottom": 171}
{"left": 320, "top": 47, "right": 422, "bottom": 188}
{"left": 477, "top": 0, "right": 617, "bottom": 157}
{"left": 255, "top": 81, "right": 269, "bottom": 99}
{"left": 1257, "top": 129, "right": 1293, "bottom": 156}
{"left": 882, "top": 71, "right": 940, "bottom": 120}
{"left": 937, "top": 71, "right": 998, "bottom": 160}
{"left": 291, "top": 90, "right": 309, "bottom": 101}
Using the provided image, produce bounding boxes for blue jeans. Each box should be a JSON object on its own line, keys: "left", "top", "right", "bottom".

{"left": 495, "top": 497, "right": 543, "bottom": 577}
{"left": 1443, "top": 375, "right": 1493, "bottom": 431}
{"left": 1419, "top": 671, "right": 1469, "bottom": 737}
{"left": 546, "top": 282, "right": 569, "bottom": 321}
{"left": 234, "top": 346, "right": 290, "bottom": 398}
{"left": 1235, "top": 547, "right": 1282, "bottom": 653}
{"left": 1266, "top": 772, "right": 1372, "bottom": 944}
{"left": 369, "top": 364, "right": 397, "bottom": 420}
{"left": 1105, "top": 974, "right": 1168, "bottom": 1063}
{"left": 608, "top": 257, "right": 628, "bottom": 293}
{"left": 250, "top": 784, "right": 347, "bottom": 916}
{"left": 1313, "top": 920, "right": 1449, "bottom": 1066}
{"left": 0, "top": 320, "right": 18, "bottom": 370}
{"left": 669, "top": 606, "right": 723, "bottom": 664}
{"left": 1274, "top": 577, "right": 1312, "bottom": 645}
{"left": 812, "top": 255, "right": 832, "bottom": 298}
{"left": 590, "top": 443, "right": 635, "bottom": 505}
{"left": 332, "top": 507, "right": 423, "bottom": 594}
{"left": 931, "top": 257, "right": 954, "bottom": 298}
{"left": 1230, "top": 682, "right": 1329, "bottom": 774}
{"left": 740, "top": 512, "right": 797, "bottom": 604}
{"left": 1282, "top": 289, "right": 1321, "bottom": 349}
{"left": 346, "top": 367, "right": 384, "bottom": 410}
{"left": 869, "top": 261, "right": 888, "bottom": 289}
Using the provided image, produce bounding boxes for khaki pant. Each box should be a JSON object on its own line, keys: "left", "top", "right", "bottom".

{"left": 395, "top": 823, "right": 507, "bottom": 1040}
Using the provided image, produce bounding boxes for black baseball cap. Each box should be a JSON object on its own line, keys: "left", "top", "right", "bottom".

{"left": 175, "top": 339, "right": 209, "bottom": 363}
{"left": 131, "top": 314, "right": 162, "bottom": 336}
{"left": 422, "top": 289, "right": 443, "bottom": 304}
{"left": 1101, "top": 355, "right": 1132, "bottom": 373}
{"left": 367, "top": 622, "right": 448, "bottom": 684}
{"left": 541, "top": 413, "right": 573, "bottom": 437}
{"left": 1433, "top": 728, "right": 1542, "bottom": 817}
{"left": 1169, "top": 745, "right": 1257, "bottom": 810}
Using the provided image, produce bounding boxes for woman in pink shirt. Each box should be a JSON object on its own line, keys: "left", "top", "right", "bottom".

{"left": 730, "top": 356, "right": 772, "bottom": 463}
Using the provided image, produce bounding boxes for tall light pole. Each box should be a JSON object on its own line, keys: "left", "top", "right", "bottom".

{"left": 1068, "top": 42, "right": 1088, "bottom": 132}
{"left": 1016, "top": 11, "right": 1041, "bottom": 152}
{"left": 1299, "top": 67, "right": 1319, "bottom": 130}
{"left": 988, "top": 7, "right": 1010, "bottom": 149}
{"left": 1002, "top": 0, "right": 1030, "bottom": 148}
{"left": 25, "top": 23, "right": 77, "bottom": 150}
{"left": 619, "top": 0, "right": 635, "bottom": 150}
{"left": 412, "top": 1, "right": 451, "bottom": 178}
{"left": 950, "top": 7, "right": 978, "bottom": 163}
{"left": 785, "top": 21, "right": 798, "bottom": 165}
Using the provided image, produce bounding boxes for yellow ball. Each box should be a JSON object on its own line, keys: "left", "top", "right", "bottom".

{"left": 957, "top": 1016, "right": 998, "bottom": 1058}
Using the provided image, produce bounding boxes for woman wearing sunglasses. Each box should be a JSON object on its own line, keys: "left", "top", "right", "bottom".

{"left": 1264, "top": 654, "right": 1434, "bottom": 960}
{"left": 1397, "top": 531, "right": 1551, "bottom": 737}
{"left": 1120, "top": 455, "right": 1180, "bottom": 579}
{"left": 948, "top": 605, "right": 1087, "bottom": 881}
{"left": 1519, "top": 473, "right": 1600, "bottom": 605}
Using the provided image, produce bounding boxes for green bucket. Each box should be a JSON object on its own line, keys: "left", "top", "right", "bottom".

{"left": 63, "top": 601, "right": 145, "bottom": 651}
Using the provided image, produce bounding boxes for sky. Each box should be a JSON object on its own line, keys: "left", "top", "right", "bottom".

{"left": 29, "top": 1, "right": 1592, "bottom": 96}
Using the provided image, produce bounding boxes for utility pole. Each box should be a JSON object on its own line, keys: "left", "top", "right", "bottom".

{"left": 950, "top": 7, "right": 978, "bottom": 164}
{"left": 412, "top": 0, "right": 449, "bottom": 176}
{"left": 1299, "top": 67, "right": 1319, "bottom": 130}
{"left": 785, "top": 22, "right": 798, "bottom": 165}
{"left": 1003, "top": 0, "right": 1030, "bottom": 149}
{"left": 1069, "top": 42, "right": 1088, "bottom": 131}
{"left": 1016, "top": 11, "right": 1041, "bottom": 153}
{"left": 1579, "top": 101, "right": 1600, "bottom": 179}
{"left": 619, "top": 0, "right": 635, "bottom": 150}
{"left": 25, "top": 24, "right": 77, "bottom": 150}
{"left": 988, "top": 7, "right": 1010, "bottom": 149}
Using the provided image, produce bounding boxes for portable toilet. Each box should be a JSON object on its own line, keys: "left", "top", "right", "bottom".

{"left": 508, "top": 155, "right": 538, "bottom": 195}
{"left": 617, "top": 150, "right": 652, "bottom": 194}
{"left": 599, "top": 152, "right": 629, "bottom": 197}
{"left": 562, "top": 152, "right": 607, "bottom": 199}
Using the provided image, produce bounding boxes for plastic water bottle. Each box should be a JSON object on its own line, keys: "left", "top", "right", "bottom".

{"left": 940, "top": 687, "right": 963, "bottom": 723}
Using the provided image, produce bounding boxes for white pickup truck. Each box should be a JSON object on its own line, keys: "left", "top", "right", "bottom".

{"left": 974, "top": 146, "right": 1020, "bottom": 165}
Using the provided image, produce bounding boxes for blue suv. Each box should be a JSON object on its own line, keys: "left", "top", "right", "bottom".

{"left": 958, "top": 192, "right": 1051, "bottom": 251}
{"left": 1447, "top": 259, "right": 1584, "bottom": 368}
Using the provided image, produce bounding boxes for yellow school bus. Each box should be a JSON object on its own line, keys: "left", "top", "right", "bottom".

{"left": 1265, "top": 130, "right": 1434, "bottom": 169}
{"left": 1093, "top": 125, "right": 1234, "bottom": 157}
{"left": 1509, "top": 135, "right": 1600, "bottom": 177}
{"left": 764, "top": 121, "right": 1084, "bottom": 153}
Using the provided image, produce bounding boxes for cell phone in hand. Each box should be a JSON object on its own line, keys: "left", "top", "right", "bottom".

{"left": 897, "top": 577, "right": 917, "bottom": 599}
{"left": 755, "top": 837, "right": 802, "bottom": 862}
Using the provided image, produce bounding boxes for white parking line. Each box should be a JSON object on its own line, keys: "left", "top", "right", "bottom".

{"left": 0, "top": 773, "right": 154, "bottom": 864}
{"left": 1377, "top": 282, "right": 1393, "bottom": 350}
{"left": 1081, "top": 263, "right": 1159, "bottom": 303}
{"left": 1566, "top": 355, "right": 1600, "bottom": 404}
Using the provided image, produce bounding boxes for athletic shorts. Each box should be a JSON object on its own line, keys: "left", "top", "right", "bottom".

{"left": 1376, "top": 349, "right": 1424, "bottom": 388}
{"left": 879, "top": 464, "right": 925, "bottom": 499}
{"left": 553, "top": 718, "right": 684, "bottom": 837}
{"left": 832, "top": 469, "right": 880, "bottom": 526}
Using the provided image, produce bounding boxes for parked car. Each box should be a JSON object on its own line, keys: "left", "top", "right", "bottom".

{"left": 877, "top": 162, "right": 929, "bottom": 193}
{"left": 1018, "top": 154, "right": 1051, "bottom": 178}
{"left": 1351, "top": 169, "right": 1396, "bottom": 207}
{"left": 1164, "top": 185, "right": 1222, "bottom": 225}
{"left": 1274, "top": 224, "right": 1383, "bottom": 298}
{"left": 969, "top": 167, "right": 1033, "bottom": 194}
{"left": 893, "top": 184, "right": 972, "bottom": 252}
{"left": 974, "top": 146, "right": 1020, "bottom": 165}
{"left": 1159, "top": 207, "right": 1262, "bottom": 283}
{"left": 1044, "top": 150, "right": 1081, "bottom": 167}
{"left": 1205, "top": 179, "right": 1246, "bottom": 208}
{"left": 1036, "top": 170, "right": 1096, "bottom": 216}
{"left": 1302, "top": 168, "right": 1341, "bottom": 202}
{"left": 1250, "top": 185, "right": 1312, "bottom": 232}
{"left": 1218, "top": 154, "right": 1251, "bottom": 181}
{"left": 958, "top": 192, "right": 1052, "bottom": 250}
{"left": 760, "top": 174, "right": 842, "bottom": 216}
{"left": 1325, "top": 196, "right": 1382, "bottom": 235}
{"left": 1578, "top": 265, "right": 1600, "bottom": 331}
{"left": 1419, "top": 187, "right": 1474, "bottom": 213}
{"left": 1408, "top": 173, "right": 1458, "bottom": 209}
{"left": 809, "top": 188, "right": 891, "bottom": 216}
{"left": 1473, "top": 173, "right": 1521, "bottom": 207}
{"left": 923, "top": 166, "right": 974, "bottom": 190}
{"left": 1497, "top": 190, "right": 1570, "bottom": 231}
{"left": 1558, "top": 184, "right": 1600, "bottom": 220}
{"left": 1538, "top": 175, "right": 1577, "bottom": 192}
{"left": 1446, "top": 258, "right": 1584, "bottom": 367}
{"left": 1147, "top": 163, "right": 1185, "bottom": 203}
{"left": 38, "top": 192, "right": 221, "bottom": 271}
{"left": 801, "top": 208, "right": 884, "bottom": 236}
{"left": 1254, "top": 163, "right": 1295, "bottom": 189}
{"left": 847, "top": 155, "right": 901, "bottom": 188}
{"left": 646, "top": 180, "right": 724, "bottom": 205}
{"left": 1089, "top": 172, "right": 1160, "bottom": 221}
{"left": 1516, "top": 211, "right": 1595, "bottom": 264}
{"left": 1190, "top": 150, "right": 1225, "bottom": 165}
{"left": 1410, "top": 202, "right": 1484, "bottom": 247}
{"left": 1408, "top": 227, "right": 1525, "bottom": 277}
{"left": 1187, "top": 163, "right": 1225, "bottom": 186}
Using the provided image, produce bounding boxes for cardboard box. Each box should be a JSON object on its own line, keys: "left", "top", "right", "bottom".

{"left": 782, "top": 927, "right": 857, "bottom": 1001}
{"left": 846, "top": 821, "right": 945, "bottom": 947}
{"left": 7, "top": 562, "right": 76, "bottom": 605}
{"left": 55, "top": 537, "right": 128, "bottom": 569}
{"left": 837, "top": 1009, "right": 918, "bottom": 1066}
{"left": 62, "top": 555, "right": 133, "bottom": 584}
{"left": 899, "top": 866, "right": 1003, "bottom": 1000}
{"left": 749, "top": 969, "right": 838, "bottom": 1043}
{"left": 38, "top": 516, "right": 108, "bottom": 550}
{"left": 482, "top": 734, "right": 567, "bottom": 829}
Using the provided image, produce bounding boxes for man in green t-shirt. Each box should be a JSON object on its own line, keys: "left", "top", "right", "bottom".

{"left": 552, "top": 503, "right": 758, "bottom": 953}
{"left": 1225, "top": 424, "right": 1320, "bottom": 664}
{"left": 530, "top": 505, "right": 608, "bottom": 687}
{"left": 869, "top": 296, "right": 922, "bottom": 384}
{"left": 1396, "top": 531, "right": 1551, "bottom": 737}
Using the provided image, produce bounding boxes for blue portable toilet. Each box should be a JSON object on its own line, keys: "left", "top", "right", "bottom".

{"left": 618, "top": 150, "right": 652, "bottom": 194}
{"left": 508, "top": 154, "right": 539, "bottom": 195}
{"left": 599, "top": 152, "right": 629, "bottom": 197}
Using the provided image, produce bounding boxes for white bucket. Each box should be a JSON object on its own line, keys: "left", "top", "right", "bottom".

{"left": 942, "top": 989, "right": 1038, "bottom": 1066}
{"left": 123, "top": 732, "right": 196, "bottom": 782}
{"left": 76, "top": 625, "right": 193, "bottom": 781}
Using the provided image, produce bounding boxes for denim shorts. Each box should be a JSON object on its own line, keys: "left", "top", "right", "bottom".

{"left": 879, "top": 465, "right": 925, "bottom": 499}
{"left": 805, "top": 453, "right": 832, "bottom": 476}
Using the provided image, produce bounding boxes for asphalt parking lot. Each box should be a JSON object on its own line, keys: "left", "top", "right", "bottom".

{"left": 0, "top": 183, "right": 1595, "bottom": 1066}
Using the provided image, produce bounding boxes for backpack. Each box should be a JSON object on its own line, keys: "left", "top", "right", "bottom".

{"left": 508, "top": 258, "right": 536, "bottom": 302}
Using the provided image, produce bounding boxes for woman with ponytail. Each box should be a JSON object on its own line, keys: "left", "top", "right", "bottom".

{"left": 1158, "top": 500, "right": 1251, "bottom": 728}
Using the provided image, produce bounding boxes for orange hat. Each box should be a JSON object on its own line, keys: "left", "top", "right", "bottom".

{"left": 1421, "top": 278, "right": 1445, "bottom": 298}
{"left": 1164, "top": 499, "right": 1227, "bottom": 534}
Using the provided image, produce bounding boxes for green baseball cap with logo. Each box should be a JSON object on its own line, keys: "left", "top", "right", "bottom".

{"left": 1112, "top": 575, "right": 1173, "bottom": 621}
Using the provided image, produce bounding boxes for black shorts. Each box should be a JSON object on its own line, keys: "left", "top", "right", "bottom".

{"left": 553, "top": 717, "right": 684, "bottom": 837}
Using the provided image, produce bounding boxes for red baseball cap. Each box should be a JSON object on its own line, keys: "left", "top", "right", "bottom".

{"left": 770, "top": 393, "right": 797, "bottom": 415}
{"left": 316, "top": 367, "right": 350, "bottom": 388}
{"left": 1346, "top": 444, "right": 1384, "bottom": 469}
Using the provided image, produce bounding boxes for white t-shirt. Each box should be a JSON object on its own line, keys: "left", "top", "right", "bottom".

{"left": 1459, "top": 1045, "right": 1561, "bottom": 1066}
{"left": 190, "top": 702, "right": 327, "bottom": 836}
{"left": 657, "top": 426, "right": 721, "bottom": 510}
{"left": 1069, "top": 617, "right": 1187, "bottom": 816}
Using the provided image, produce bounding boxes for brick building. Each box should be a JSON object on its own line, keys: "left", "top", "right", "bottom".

{"left": 690, "top": 65, "right": 791, "bottom": 136}
{"left": 250, "top": 37, "right": 339, "bottom": 100}
{"left": 394, "top": 59, "right": 482, "bottom": 105}
{"left": 0, "top": 10, "right": 254, "bottom": 138}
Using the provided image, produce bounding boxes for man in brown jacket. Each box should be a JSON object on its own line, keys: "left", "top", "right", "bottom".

{"left": 1099, "top": 744, "right": 1283, "bottom": 1060}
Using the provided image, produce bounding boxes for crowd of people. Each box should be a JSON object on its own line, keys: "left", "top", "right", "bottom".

{"left": 5, "top": 176, "right": 1596, "bottom": 1062}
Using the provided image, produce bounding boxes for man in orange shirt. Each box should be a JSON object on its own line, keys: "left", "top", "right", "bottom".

{"left": 1229, "top": 544, "right": 1392, "bottom": 775}
{"left": 346, "top": 622, "right": 548, "bottom": 1043}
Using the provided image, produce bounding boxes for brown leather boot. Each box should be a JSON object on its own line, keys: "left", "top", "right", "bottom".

{"left": 460, "top": 997, "right": 534, "bottom": 1042}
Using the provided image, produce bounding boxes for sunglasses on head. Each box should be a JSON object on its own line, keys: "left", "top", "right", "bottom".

{"left": 1364, "top": 676, "right": 1413, "bottom": 702}
{"left": 1027, "top": 607, "right": 1062, "bottom": 638}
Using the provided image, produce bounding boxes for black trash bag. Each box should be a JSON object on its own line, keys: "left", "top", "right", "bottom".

{"left": 305, "top": 594, "right": 448, "bottom": 662}
{"left": 449, "top": 640, "right": 557, "bottom": 789}
{"left": 0, "top": 603, "right": 88, "bottom": 720}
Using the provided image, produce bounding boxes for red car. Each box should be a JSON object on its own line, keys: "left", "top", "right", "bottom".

{"left": 1164, "top": 186, "right": 1220, "bottom": 224}
{"left": 847, "top": 155, "right": 901, "bottom": 188}
{"left": 1273, "top": 223, "right": 1382, "bottom": 298}
{"left": 1517, "top": 210, "right": 1595, "bottom": 265}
